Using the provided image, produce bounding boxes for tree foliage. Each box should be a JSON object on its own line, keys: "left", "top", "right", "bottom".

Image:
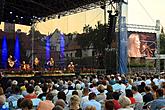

{"left": 160, "top": 33, "right": 165, "bottom": 54}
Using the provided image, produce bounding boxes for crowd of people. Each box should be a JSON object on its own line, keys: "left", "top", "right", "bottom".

{"left": 0, "top": 73, "right": 165, "bottom": 110}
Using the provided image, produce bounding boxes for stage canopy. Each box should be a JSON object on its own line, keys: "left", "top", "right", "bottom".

{"left": 0, "top": 0, "right": 120, "bottom": 26}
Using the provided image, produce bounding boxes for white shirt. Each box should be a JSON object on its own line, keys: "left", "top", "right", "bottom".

{"left": 133, "top": 92, "right": 143, "bottom": 103}
{"left": 80, "top": 96, "right": 89, "bottom": 108}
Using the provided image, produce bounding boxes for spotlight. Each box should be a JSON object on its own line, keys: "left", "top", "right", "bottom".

{"left": 16, "top": 15, "right": 18, "bottom": 18}
{"left": 21, "top": 17, "right": 23, "bottom": 19}
{"left": 10, "top": 12, "right": 13, "bottom": 14}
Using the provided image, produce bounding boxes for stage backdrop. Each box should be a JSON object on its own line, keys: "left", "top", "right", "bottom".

{"left": 128, "top": 32, "right": 156, "bottom": 58}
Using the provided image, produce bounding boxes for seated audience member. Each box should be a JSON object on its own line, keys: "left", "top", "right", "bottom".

{"left": 69, "top": 95, "right": 81, "bottom": 110}
{"left": 0, "top": 87, "right": 8, "bottom": 110}
{"left": 37, "top": 93, "right": 55, "bottom": 110}
{"left": 143, "top": 86, "right": 154, "bottom": 104}
{"left": 57, "top": 91, "right": 67, "bottom": 104}
{"left": 17, "top": 98, "right": 24, "bottom": 110}
{"left": 104, "top": 100, "right": 114, "bottom": 110}
{"left": 55, "top": 99, "right": 66, "bottom": 109}
{"left": 38, "top": 84, "right": 48, "bottom": 100}
{"left": 118, "top": 96, "right": 133, "bottom": 110}
{"left": 81, "top": 88, "right": 89, "bottom": 108}
{"left": 8, "top": 85, "right": 24, "bottom": 103}
{"left": 0, "top": 87, "right": 6, "bottom": 105}
{"left": 52, "top": 105, "right": 64, "bottom": 110}
{"left": 85, "top": 106, "right": 96, "bottom": 110}
{"left": 125, "top": 89, "right": 136, "bottom": 104}
{"left": 112, "top": 92, "right": 121, "bottom": 110}
{"left": 83, "top": 92, "right": 101, "bottom": 110}
{"left": 151, "top": 85, "right": 158, "bottom": 99}
{"left": 20, "top": 98, "right": 33, "bottom": 110}
{"left": 34, "top": 85, "right": 42, "bottom": 97}
{"left": 106, "top": 85, "right": 113, "bottom": 100}
{"left": 96, "top": 84, "right": 106, "bottom": 102}
{"left": 150, "top": 89, "right": 165, "bottom": 110}
{"left": 24, "top": 85, "right": 37, "bottom": 99}
{"left": 132, "top": 86, "right": 143, "bottom": 103}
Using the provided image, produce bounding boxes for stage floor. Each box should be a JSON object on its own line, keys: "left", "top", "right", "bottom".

{"left": 0, "top": 70, "right": 97, "bottom": 78}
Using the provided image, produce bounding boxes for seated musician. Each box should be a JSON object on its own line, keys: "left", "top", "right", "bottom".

{"left": 47, "top": 58, "right": 54, "bottom": 70}
{"left": 33, "top": 57, "right": 40, "bottom": 71}
{"left": 8, "top": 55, "right": 16, "bottom": 69}
{"left": 67, "top": 62, "right": 75, "bottom": 73}
{"left": 21, "top": 61, "right": 30, "bottom": 71}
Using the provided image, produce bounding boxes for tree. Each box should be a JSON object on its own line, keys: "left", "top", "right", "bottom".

{"left": 160, "top": 30, "right": 165, "bottom": 54}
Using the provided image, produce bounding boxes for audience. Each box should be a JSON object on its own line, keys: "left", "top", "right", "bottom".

{"left": 0, "top": 72, "right": 164, "bottom": 110}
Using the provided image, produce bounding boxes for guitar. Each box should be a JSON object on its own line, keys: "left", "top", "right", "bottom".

{"left": 8, "top": 59, "right": 17, "bottom": 68}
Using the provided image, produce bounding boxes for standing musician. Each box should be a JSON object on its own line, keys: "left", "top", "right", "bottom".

{"left": 33, "top": 57, "right": 40, "bottom": 71}
{"left": 8, "top": 55, "right": 17, "bottom": 69}
{"left": 47, "top": 58, "right": 54, "bottom": 70}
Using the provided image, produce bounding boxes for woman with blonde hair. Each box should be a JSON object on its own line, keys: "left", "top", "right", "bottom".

{"left": 69, "top": 95, "right": 81, "bottom": 110}
{"left": 118, "top": 96, "right": 133, "bottom": 110}
{"left": 128, "top": 33, "right": 141, "bottom": 57}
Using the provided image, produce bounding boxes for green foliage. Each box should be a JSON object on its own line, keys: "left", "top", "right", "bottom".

{"left": 76, "top": 22, "right": 107, "bottom": 53}
{"left": 160, "top": 33, "right": 165, "bottom": 54}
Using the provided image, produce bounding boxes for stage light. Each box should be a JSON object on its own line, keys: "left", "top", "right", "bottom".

{"left": 46, "top": 36, "right": 50, "bottom": 61}
{"left": 10, "top": 12, "right": 13, "bottom": 14}
{"left": 21, "top": 17, "right": 23, "bottom": 19}
{"left": 14, "top": 35, "right": 20, "bottom": 68}
{"left": 60, "top": 34, "right": 65, "bottom": 68}
{"left": 16, "top": 15, "right": 18, "bottom": 18}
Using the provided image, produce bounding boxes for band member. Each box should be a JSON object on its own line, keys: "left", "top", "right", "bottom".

{"left": 21, "top": 61, "right": 30, "bottom": 71}
{"left": 47, "top": 58, "right": 54, "bottom": 70}
{"left": 33, "top": 57, "right": 40, "bottom": 70}
{"left": 67, "top": 62, "right": 75, "bottom": 73}
{"left": 8, "top": 55, "right": 17, "bottom": 69}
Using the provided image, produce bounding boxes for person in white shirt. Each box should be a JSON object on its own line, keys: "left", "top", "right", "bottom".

{"left": 80, "top": 88, "right": 89, "bottom": 108}
{"left": 132, "top": 86, "right": 143, "bottom": 103}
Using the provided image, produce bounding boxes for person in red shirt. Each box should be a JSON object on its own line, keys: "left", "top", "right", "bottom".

{"left": 126, "top": 89, "right": 136, "bottom": 104}
{"left": 24, "top": 85, "right": 37, "bottom": 99}
{"left": 112, "top": 92, "right": 121, "bottom": 110}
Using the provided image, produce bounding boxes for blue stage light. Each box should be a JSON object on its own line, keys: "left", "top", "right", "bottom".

{"left": 46, "top": 36, "right": 50, "bottom": 61}
{"left": 60, "top": 34, "right": 65, "bottom": 68}
{"left": 14, "top": 35, "right": 20, "bottom": 68}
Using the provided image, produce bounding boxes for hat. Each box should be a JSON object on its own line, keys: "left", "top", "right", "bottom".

{"left": 12, "top": 80, "right": 18, "bottom": 85}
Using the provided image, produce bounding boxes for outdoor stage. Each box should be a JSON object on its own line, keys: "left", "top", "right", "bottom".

{"left": 0, "top": 69, "right": 98, "bottom": 78}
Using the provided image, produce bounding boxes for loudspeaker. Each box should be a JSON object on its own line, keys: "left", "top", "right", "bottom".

{"left": 107, "top": 12, "right": 117, "bottom": 45}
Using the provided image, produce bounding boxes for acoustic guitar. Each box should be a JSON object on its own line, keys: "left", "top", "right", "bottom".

{"left": 8, "top": 59, "right": 17, "bottom": 68}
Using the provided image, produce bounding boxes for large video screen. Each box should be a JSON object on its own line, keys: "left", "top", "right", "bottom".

{"left": 128, "top": 32, "right": 156, "bottom": 58}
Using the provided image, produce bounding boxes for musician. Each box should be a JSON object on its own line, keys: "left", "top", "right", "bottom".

{"left": 33, "top": 57, "right": 40, "bottom": 70}
{"left": 67, "top": 62, "right": 75, "bottom": 73}
{"left": 8, "top": 55, "right": 16, "bottom": 69}
{"left": 47, "top": 58, "right": 54, "bottom": 70}
{"left": 21, "top": 61, "right": 30, "bottom": 71}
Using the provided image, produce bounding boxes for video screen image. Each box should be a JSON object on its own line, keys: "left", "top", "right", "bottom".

{"left": 128, "top": 32, "right": 156, "bottom": 58}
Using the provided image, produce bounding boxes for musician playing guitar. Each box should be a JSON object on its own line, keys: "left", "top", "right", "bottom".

{"left": 47, "top": 58, "right": 54, "bottom": 70}
{"left": 8, "top": 55, "right": 17, "bottom": 68}
{"left": 33, "top": 57, "right": 40, "bottom": 70}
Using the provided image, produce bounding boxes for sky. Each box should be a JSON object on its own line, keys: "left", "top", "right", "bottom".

{"left": 0, "top": 0, "right": 165, "bottom": 35}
